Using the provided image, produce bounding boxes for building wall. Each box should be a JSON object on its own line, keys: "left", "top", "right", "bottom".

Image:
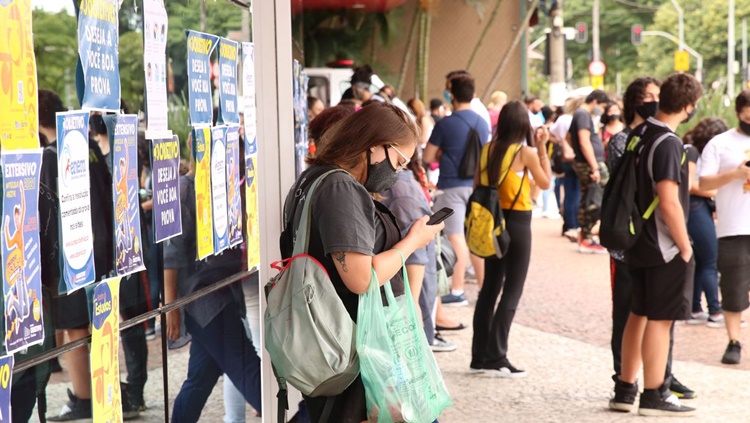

{"left": 374, "top": 0, "right": 524, "bottom": 104}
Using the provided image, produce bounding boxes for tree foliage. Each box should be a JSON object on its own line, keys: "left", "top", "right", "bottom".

{"left": 32, "top": 9, "right": 79, "bottom": 107}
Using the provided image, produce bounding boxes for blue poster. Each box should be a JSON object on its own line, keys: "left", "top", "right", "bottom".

{"left": 186, "top": 30, "right": 219, "bottom": 125}
{"left": 151, "top": 136, "right": 182, "bottom": 243}
{"left": 225, "top": 125, "right": 242, "bottom": 247}
{"left": 77, "top": 0, "right": 120, "bottom": 111}
{"left": 0, "top": 354, "right": 12, "bottom": 421}
{"left": 1, "top": 149, "right": 45, "bottom": 354}
{"left": 211, "top": 125, "right": 229, "bottom": 254}
{"left": 56, "top": 111, "right": 96, "bottom": 293}
{"left": 218, "top": 38, "right": 239, "bottom": 124}
{"left": 111, "top": 115, "right": 146, "bottom": 276}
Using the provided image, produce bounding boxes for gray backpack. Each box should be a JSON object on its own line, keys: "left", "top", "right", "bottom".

{"left": 264, "top": 169, "right": 359, "bottom": 404}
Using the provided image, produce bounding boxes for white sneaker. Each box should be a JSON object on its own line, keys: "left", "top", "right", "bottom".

{"left": 431, "top": 338, "right": 457, "bottom": 353}
{"left": 707, "top": 314, "right": 747, "bottom": 329}
{"left": 542, "top": 210, "right": 561, "bottom": 219}
{"left": 686, "top": 311, "right": 709, "bottom": 325}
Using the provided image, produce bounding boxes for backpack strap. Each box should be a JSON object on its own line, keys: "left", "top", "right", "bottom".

{"left": 507, "top": 169, "right": 528, "bottom": 212}
{"left": 642, "top": 133, "right": 687, "bottom": 220}
{"left": 291, "top": 169, "right": 348, "bottom": 256}
{"left": 481, "top": 143, "right": 522, "bottom": 187}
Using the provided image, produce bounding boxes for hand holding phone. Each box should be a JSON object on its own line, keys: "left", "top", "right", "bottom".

{"left": 427, "top": 207, "right": 454, "bottom": 225}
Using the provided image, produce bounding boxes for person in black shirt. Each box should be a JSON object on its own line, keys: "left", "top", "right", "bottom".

{"left": 609, "top": 74, "right": 703, "bottom": 417}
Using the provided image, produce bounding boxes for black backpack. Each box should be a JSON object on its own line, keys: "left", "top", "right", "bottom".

{"left": 455, "top": 114, "right": 483, "bottom": 179}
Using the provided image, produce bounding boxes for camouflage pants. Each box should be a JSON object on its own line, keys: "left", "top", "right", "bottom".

{"left": 573, "top": 161, "right": 609, "bottom": 241}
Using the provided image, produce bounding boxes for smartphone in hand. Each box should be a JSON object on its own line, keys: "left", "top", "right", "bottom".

{"left": 427, "top": 207, "right": 454, "bottom": 225}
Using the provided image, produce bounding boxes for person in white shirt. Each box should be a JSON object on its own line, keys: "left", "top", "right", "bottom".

{"left": 699, "top": 90, "right": 750, "bottom": 365}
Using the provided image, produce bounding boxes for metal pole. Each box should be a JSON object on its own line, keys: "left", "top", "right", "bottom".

{"left": 670, "top": 0, "right": 684, "bottom": 51}
{"left": 729, "top": 0, "right": 735, "bottom": 98}
{"left": 521, "top": 0, "right": 529, "bottom": 96}
{"left": 643, "top": 30, "right": 703, "bottom": 82}
{"left": 549, "top": 0, "right": 566, "bottom": 107}
{"left": 201, "top": 0, "right": 207, "bottom": 32}
{"left": 592, "top": 0, "right": 600, "bottom": 61}
{"left": 742, "top": 19, "right": 747, "bottom": 90}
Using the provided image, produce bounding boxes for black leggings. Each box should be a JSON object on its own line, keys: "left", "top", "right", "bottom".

{"left": 471, "top": 210, "right": 532, "bottom": 369}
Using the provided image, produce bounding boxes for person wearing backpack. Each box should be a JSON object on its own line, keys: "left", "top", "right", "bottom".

{"left": 609, "top": 74, "right": 703, "bottom": 416}
{"left": 469, "top": 102, "right": 550, "bottom": 377}
{"left": 278, "top": 103, "right": 442, "bottom": 422}
{"left": 424, "top": 74, "right": 490, "bottom": 306}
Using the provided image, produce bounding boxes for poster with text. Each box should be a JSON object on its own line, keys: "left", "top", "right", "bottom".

{"left": 90, "top": 277, "right": 123, "bottom": 423}
{"left": 245, "top": 155, "right": 260, "bottom": 269}
{"left": 1, "top": 149, "right": 45, "bottom": 353}
{"left": 111, "top": 115, "right": 145, "bottom": 276}
{"left": 152, "top": 136, "right": 182, "bottom": 243}
{"left": 0, "top": 0, "right": 38, "bottom": 151}
{"left": 225, "top": 125, "right": 242, "bottom": 247}
{"left": 218, "top": 38, "right": 239, "bottom": 124}
{"left": 56, "top": 111, "right": 96, "bottom": 293}
{"left": 186, "top": 30, "right": 218, "bottom": 125}
{"left": 0, "top": 355, "right": 13, "bottom": 421}
{"left": 143, "top": 0, "right": 169, "bottom": 131}
{"left": 193, "top": 126, "right": 214, "bottom": 259}
{"left": 241, "top": 43, "right": 257, "bottom": 155}
{"left": 211, "top": 125, "right": 229, "bottom": 254}
{"left": 77, "top": 0, "right": 120, "bottom": 111}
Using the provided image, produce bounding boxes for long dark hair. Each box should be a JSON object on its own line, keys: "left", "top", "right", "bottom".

{"left": 684, "top": 117, "right": 728, "bottom": 154}
{"left": 486, "top": 101, "right": 532, "bottom": 185}
{"left": 622, "top": 77, "right": 660, "bottom": 125}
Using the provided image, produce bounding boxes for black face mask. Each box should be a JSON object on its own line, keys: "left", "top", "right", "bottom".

{"left": 739, "top": 121, "right": 750, "bottom": 136}
{"left": 636, "top": 102, "right": 659, "bottom": 120}
{"left": 364, "top": 146, "right": 398, "bottom": 193}
{"left": 682, "top": 106, "right": 698, "bottom": 124}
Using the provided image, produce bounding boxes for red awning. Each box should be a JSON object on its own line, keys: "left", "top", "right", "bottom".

{"left": 291, "top": 0, "right": 407, "bottom": 14}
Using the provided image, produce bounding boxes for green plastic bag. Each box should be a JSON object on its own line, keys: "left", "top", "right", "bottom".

{"left": 357, "top": 265, "right": 452, "bottom": 423}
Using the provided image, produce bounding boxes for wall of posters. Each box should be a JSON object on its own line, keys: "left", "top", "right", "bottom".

{"left": 245, "top": 155, "right": 260, "bottom": 269}
{"left": 0, "top": 0, "right": 38, "bottom": 151}
{"left": 186, "top": 30, "right": 219, "bottom": 125}
{"left": 241, "top": 43, "right": 258, "bottom": 156}
{"left": 241, "top": 42, "right": 260, "bottom": 269}
{"left": 211, "top": 125, "right": 229, "bottom": 254}
{"left": 77, "top": 0, "right": 120, "bottom": 111}
{"left": 1, "top": 149, "right": 44, "bottom": 353}
{"left": 225, "top": 125, "right": 242, "bottom": 247}
{"left": 90, "top": 277, "right": 122, "bottom": 423}
{"left": 218, "top": 38, "right": 240, "bottom": 125}
{"left": 292, "top": 60, "right": 309, "bottom": 178}
{"left": 111, "top": 115, "right": 145, "bottom": 276}
{"left": 193, "top": 126, "right": 214, "bottom": 259}
{"left": 0, "top": 355, "right": 12, "bottom": 421}
{"left": 143, "top": 0, "right": 169, "bottom": 132}
{"left": 152, "top": 136, "right": 182, "bottom": 243}
{"left": 56, "top": 111, "right": 96, "bottom": 293}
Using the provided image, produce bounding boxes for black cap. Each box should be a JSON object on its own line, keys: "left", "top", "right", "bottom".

{"left": 429, "top": 99, "right": 443, "bottom": 110}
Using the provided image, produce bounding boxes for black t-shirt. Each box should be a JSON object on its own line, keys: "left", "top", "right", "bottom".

{"left": 685, "top": 144, "right": 700, "bottom": 164}
{"left": 625, "top": 118, "right": 690, "bottom": 268}
{"left": 569, "top": 108, "right": 605, "bottom": 164}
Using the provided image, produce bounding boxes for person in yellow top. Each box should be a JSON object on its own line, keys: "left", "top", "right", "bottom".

{"left": 115, "top": 143, "right": 133, "bottom": 266}
{"left": 4, "top": 183, "right": 32, "bottom": 337}
{"left": 470, "top": 101, "right": 552, "bottom": 377}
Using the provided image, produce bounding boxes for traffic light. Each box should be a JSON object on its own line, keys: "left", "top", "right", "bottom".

{"left": 575, "top": 22, "right": 587, "bottom": 44}
{"left": 631, "top": 24, "right": 643, "bottom": 45}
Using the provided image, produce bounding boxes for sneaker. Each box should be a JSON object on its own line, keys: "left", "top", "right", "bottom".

{"left": 430, "top": 332, "right": 457, "bottom": 352}
{"left": 609, "top": 375, "right": 638, "bottom": 412}
{"left": 669, "top": 376, "right": 696, "bottom": 399}
{"left": 468, "top": 366, "right": 485, "bottom": 374}
{"left": 121, "top": 383, "right": 141, "bottom": 420}
{"left": 482, "top": 361, "right": 526, "bottom": 378}
{"left": 441, "top": 293, "right": 468, "bottom": 307}
{"left": 721, "top": 340, "right": 742, "bottom": 365}
{"left": 579, "top": 239, "right": 608, "bottom": 255}
{"left": 563, "top": 228, "right": 580, "bottom": 243}
{"left": 686, "top": 311, "right": 708, "bottom": 325}
{"left": 48, "top": 389, "right": 92, "bottom": 421}
{"left": 542, "top": 210, "right": 561, "bottom": 219}
{"left": 638, "top": 386, "right": 696, "bottom": 417}
{"left": 145, "top": 327, "right": 157, "bottom": 341}
{"left": 707, "top": 314, "right": 747, "bottom": 329}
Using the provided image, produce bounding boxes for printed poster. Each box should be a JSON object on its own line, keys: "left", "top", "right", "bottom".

{"left": 143, "top": 0, "right": 169, "bottom": 132}
{"left": 0, "top": 355, "right": 13, "bottom": 421}
{"left": 90, "top": 277, "right": 123, "bottom": 423}
{"left": 241, "top": 42, "right": 257, "bottom": 156}
{"left": 225, "top": 125, "right": 242, "bottom": 247}
{"left": 186, "top": 30, "right": 219, "bottom": 125}
{"left": 193, "top": 126, "right": 214, "bottom": 259}
{"left": 218, "top": 38, "right": 239, "bottom": 124}
{"left": 211, "top": 125, "right": 229, "bottom": 254}
{"left": 77, "top": 0, "right": 121, "bottom": 111}
{"left": 56, "top": 111, "right": 96, "bottom": 293}
{"left": 152, "top": 136, "right": 182, "bottom": 243}
{"left": 1, "top": 149, "right": 45, "bottom": 353}
{"left": 111, "top": 115, "right": 145, "bottom": 276}
{"left": 245, "top": 155, "right": 260, "bottom": 269}
{"left": 0, "top": 0, "right": 38, "bottom": 150}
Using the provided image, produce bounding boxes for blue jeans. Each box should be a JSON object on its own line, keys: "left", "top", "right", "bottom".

{"left": 687, "top": 197, "right": 721, "bottom": 314}
{"left": 172, "top": 307, "right": 262, "bottom": 423}
{"left": 562, "top": 163, "right": 580, "bottom": 231}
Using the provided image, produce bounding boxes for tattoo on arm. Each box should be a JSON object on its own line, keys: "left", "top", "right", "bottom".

{"left": 333, "top": 252, "right": 348, "bottom": 272}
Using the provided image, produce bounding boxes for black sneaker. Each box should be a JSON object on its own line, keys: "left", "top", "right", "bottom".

{"left": 609, "top": 375, "right": 638, "bottom": 412}
{"left": 722, "top": 340, "right": 742, "bottom": 364}
{"left": 482, "top": 361, "right": 526, "bottom": 378}
{"left": 121, "top": 383, "right": 142, "bottom": 420}
{"left": 669, "top": 376, "right": 696, "bottom": 399}
{"left": 48, "top": 389, "right": 92, "bottom": 421}
{"left": 638, "top": 385, "right": 696, "bottom": 417}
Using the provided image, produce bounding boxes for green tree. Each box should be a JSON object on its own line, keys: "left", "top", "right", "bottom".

{"left": 119, "top": 31, "right": 145, "bottom": 111}
{"left": 32, "top": 9, "right": 79, "bottom": 107}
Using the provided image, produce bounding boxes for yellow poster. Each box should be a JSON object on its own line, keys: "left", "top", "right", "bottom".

{"left": 245, "top": 155, "right": 260, "bottom": 268}
{"left": 90, "top": 276, "right": 123, "bottom": 423}
{"left": 0, "top": 0, "right": 38, "bottom": 151}
{"left": 194, "top": 126, "right": 214, "bottom": 259}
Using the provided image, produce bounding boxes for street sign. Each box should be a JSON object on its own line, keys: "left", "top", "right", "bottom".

{"left": 591, "top": 75, "right": 604, "bottom": 90}
{"left": 576, "top": 22, "right": 588, "bottom": 44}
{"left": 588, "top": 60, "right": 607, "bottom": 77}
{"left": 674, "top": 50, "right": 690, "bottom": 72}
{"left": 631, "top": 25, "right": 643, "bottom": 45}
